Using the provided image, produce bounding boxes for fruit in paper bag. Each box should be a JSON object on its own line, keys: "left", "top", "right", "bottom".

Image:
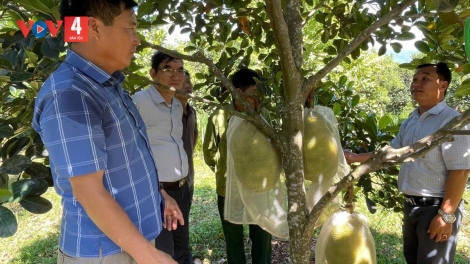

{"left": 231, "top": 121, "right": 281, "bottom": 192}
{"left": 317, "top": 211, "right": 377, "bottom": 264}
{"left": 303, "top": 111, "right": 339, "bottom": 182}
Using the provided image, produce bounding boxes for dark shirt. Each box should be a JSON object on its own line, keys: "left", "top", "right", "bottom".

{"left": 182, "top": 103, "right": 198, "bottom": 188}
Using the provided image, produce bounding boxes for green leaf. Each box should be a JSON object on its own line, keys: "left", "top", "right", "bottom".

{"left": 181, "top": 28, "right": 192, "bottom": 34}
{"left": 395, "top": 32, "right": 415, "bottom": 41}
{"left": 138, "top": 1, "right": 154, "bottom": 17}
{"left": 8, "top": 178, "right": 45, "bottom": 202}
{"left": 414, "top": 40, "right": 430, "bottom": 53}
{"left": 378, "top": 115, "right": 393, "bottom": 130}
{"left": 333, "top": 102, "right": 341, "bottom": 115}
{"left": 240, "top": 39, "right": 249, "bottom": 48}
{"left": 25, "top": 50, "right": 38, "bottom": 64}
{"left": 0, "top": 173, "right": 8, "bottom": 189}
{"left": 434, "top": 0, "right": 459, "bottom": 12}
{"left": 19, "top": 196, "right": 52, "bottom": 214}
{"left": 0, "top": 123, "right": 14, "bottom": 138}
{"left": 10, "top": 71, "right": 33, "bottom": 82}
{"left": 0, "top": 206, "right": 17, "bottom": 237}
{"left": 0, "top": 58, "right": 13, "bottom": 69}
{"left": 338, "top": 75, "right": 347, "bottom": 87}
{"left": 14, "top": 0, "right": 52, "bottom": 15}
{"left": 351, "top": 95, "right": 360, "bottom": 108}
{"left": 459, "top": 9, "right": 470, "bottom": 20}
{"left": 378, "top": 45, "right": 387, "bottom": 56}
{"left": 0, "top": 189, "right": 12, "bottom": 203}
{"left": 0, "top": 155, "right": 32, "bottom": 174}
{"left": 438, "top": 11, "right": 459, "bottom": 24}
{"left": 51, "top": 6, "right": 61, "bottom": 21}
{"left": 389, "top": 42, "right": 402, "bottom": 53}
{"left": 455, "top": 82, "right": 470, "bottom": 96}
{"left": 41, "top": 36, "right": 60, "bottom": 58}
{"left": 465, "top": 18, "right": 470, "bottom": 61}
{"left": 26, "top": 178, "right": 49, "bottom": 197}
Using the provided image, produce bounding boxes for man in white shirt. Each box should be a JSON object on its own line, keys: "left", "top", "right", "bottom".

{"left": 133, "top": 52, "right": 191, "bottom": 264}
{"left": 345, "top": 62, "right": 470, "bottom": 264}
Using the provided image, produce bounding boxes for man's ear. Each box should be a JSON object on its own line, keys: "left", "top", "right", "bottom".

{"left": 149, "top": 68, "right": 156, "bottom": 79}
{"left": 235, "top": 88, "right": 243, "bottom": 94}
{"left": 439, "top": 80, "right": 448, "bottom": 93}
{"left": 88, "top": 17, "right": 101, "bottom": 39}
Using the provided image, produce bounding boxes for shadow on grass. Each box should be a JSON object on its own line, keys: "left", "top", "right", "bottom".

{"left": 10, "top": 233, "right": 58, "bottom": 264}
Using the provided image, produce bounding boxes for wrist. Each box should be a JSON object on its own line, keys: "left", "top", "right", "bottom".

{"left": 438, "top": 209, "right": 456, "bottom": 224}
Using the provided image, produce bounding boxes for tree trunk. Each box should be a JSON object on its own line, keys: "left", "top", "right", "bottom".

{"left": 280, "top": 101, "right": 313, "bottom": 263}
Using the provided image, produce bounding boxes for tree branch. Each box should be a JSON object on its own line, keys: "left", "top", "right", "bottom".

{"left": 265, "top": 0, "right": 302, "bottom": 101}
{"left": 301, "top": 0, "right": 419, "bottom": 99}
{"left": 304, "top": 106, "right": 470, "bottom": 231}
{"left": 284, "top": 0, "right": 303, "bottom": 70}
{"left": 402, "top": 12, "right": 437, "bottom": 20}
{"left": 124, "top": 70, "right": 259, "bottom": 124}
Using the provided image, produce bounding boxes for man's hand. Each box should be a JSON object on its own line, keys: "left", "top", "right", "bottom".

{"left": 427, "top": 214, "right": 452, "bottom": 242}
{"left": 161, "top": 189, "right": 184, "bottom": 231}
{"left": 136, "top": 241, "right": 177, "bottom": 264}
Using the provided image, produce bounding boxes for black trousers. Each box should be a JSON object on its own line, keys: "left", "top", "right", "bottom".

{"left": 155, "top": 181, "right": 192, "bottom": 264}
{"left": 403, "top": 201, "right": 463, "bottom": 264}
{"left": 217, "top": 195, "right": 272, "bottom": 264}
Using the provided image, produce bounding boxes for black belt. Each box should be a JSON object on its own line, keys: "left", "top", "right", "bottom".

{"left": 404, "top": 195, "right": 442, "bottom": 206}
{"left": 160, "top": 177, "right": 187, "bottom": 189}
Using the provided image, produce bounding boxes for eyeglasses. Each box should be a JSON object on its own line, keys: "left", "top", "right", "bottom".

{"left": 158, "top": 68, "right": 187, "bottom": 77}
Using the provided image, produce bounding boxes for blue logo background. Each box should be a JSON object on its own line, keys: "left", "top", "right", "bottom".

{"left": 31, "top": 21, "right": 48, "bottom": 38}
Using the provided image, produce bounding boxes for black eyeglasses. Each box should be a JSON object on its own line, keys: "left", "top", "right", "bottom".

{"left": 158, "top": 68, "right": 187, "bottom": 77}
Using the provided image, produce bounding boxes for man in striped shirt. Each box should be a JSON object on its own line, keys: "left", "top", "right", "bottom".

{"left": 32, "top": 1, "right": 182, "bottom": 263}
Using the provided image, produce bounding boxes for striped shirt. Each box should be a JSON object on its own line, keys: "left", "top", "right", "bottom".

{"left": 390, "top": 101, "right": 470, "bottom": 197}
{"left": 32, "top": 50, "right": 164, "bottom": 257}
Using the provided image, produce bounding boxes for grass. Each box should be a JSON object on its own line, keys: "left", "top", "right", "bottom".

{"left": 1, "top": 151, "right": 469, "bottom": 263}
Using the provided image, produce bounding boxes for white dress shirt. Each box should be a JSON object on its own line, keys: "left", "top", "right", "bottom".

{"left": 390, "top": 101, "right": 470, "bottom": 197}
{"left": 133, "top": 85, "right": 188, "bottom": 182}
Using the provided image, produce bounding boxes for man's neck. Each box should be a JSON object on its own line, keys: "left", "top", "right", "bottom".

{"left": 155, "top": 86, "right": 174, "bottom": 105}
{"left": 71, "top": 45, "right": 116, "bottom": 75}
{"left": 417, "top": 100, "right": 442, "bottom": 115}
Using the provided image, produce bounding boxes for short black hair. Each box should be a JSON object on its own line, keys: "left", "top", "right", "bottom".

{"left": 151, "top": 51, "right": 182, "bottom": 70}
{"left": 416, "top": 62, "right": 451, "bottom": 96}
{"left": 416, "top": 62, "right": 452, "bottom": 84}
{"left": 59, "top": 0, "right": 137, "bottom": 26}
{"left": 231, "top": 68, "right": 261, "bottom": 91}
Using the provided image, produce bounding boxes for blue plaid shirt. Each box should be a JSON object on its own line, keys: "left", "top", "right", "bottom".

{"left": 32, "top": 50, "right": 164, "bottom": 257}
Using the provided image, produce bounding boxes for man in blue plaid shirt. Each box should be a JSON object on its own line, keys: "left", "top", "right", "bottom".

{"left": 32, "top": 1, "right": 182, "bottom": 263}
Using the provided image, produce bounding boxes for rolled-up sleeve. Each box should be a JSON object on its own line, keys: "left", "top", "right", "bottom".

{"left": 442, "top": 125, "right": 470, "bottom": 170}
{"left": 37, "top": 89, "right": 107, "bottom": 178}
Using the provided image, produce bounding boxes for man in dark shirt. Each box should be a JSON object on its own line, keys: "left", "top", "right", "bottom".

{"left": 176, "top": 72, "right": 198, "bottom": 205}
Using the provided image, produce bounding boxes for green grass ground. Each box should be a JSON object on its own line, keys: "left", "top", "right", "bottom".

{"left": 1, "top": 152, "right": 469, "bottom": 263}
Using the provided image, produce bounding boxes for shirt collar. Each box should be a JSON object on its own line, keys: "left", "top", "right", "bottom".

{"left": 148, "top": 85, "right": 181, "bottom": 108}
{"left": 411, "top": 100, "right": 448, "bottom": 118}
{"left": 64, "top": 49, "right": 125, "bottom": 86}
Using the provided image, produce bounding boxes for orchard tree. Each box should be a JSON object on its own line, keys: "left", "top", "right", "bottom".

{"left": 1, "top": 0, "right": 470, "bottom": 263}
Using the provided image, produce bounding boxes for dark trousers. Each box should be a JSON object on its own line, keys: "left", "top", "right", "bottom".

{"left": 155, "top": 181, "right": 191, "bottom": 264}
{"left": 403, "top": 201, "right": 463, "bottom": 264}
{"left": 217, "top": 195, "right": 272, "bottom": 264}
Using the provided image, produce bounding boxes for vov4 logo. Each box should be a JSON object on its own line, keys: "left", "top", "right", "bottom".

{"left": 16, "top": 17, "right": 88, "bottom": 42}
